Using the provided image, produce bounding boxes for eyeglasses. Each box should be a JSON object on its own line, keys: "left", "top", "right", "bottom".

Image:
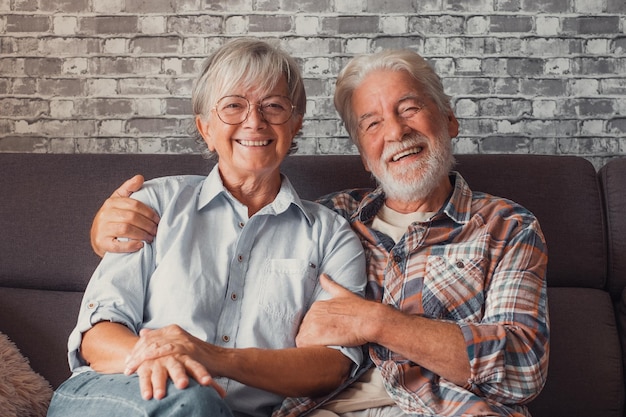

{"left": 213, "top": 95, "right": 296, "bottom": 125}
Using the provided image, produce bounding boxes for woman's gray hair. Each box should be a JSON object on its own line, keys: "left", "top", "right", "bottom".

{"left": 190, "top": 38, "right": 306, "bottom": 157}
{"left": 333, "top": 49, "right": 451, "bottom": 145}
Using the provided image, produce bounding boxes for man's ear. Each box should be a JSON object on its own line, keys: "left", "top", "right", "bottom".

{"left": 196, "top": 115, "right": 215, "bottom": 151}
{"left": 447, "top": 111, "right": 459, "bottom": 139}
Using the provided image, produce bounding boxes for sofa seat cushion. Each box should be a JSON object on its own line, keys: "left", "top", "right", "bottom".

{"left": 0, "top": 287, "right": 83, "bottom": 388}
{"left": 528, "top": 287, "right": 624, "bottom": 417}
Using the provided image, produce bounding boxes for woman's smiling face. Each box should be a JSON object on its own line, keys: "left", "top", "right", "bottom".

{"left": 196, "top": 76, "right": 303, "bottom": 182}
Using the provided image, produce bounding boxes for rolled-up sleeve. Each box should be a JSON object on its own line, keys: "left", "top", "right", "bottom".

{"left": 67, "top": 236, "right": 155, "bottom": 371}
{"left": 459, "top": 219, "right": 549, "bottom": 404}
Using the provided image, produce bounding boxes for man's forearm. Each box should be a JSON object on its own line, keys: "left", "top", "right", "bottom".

{"left": 211, "top": 345, "right": 353, "bottom": 398}
{"left": 365, "top": 303, "right": 471, "bottom": 386}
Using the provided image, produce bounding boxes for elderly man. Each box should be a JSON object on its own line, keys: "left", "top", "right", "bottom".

{"left": 91, "top": 48, "right": 549, "bottom": 417}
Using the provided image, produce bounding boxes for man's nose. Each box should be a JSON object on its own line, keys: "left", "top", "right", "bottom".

{"left": 383, "top": 114, "right": 411, "bottom": 142}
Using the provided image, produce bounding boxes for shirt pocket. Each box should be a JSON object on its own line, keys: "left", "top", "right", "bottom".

{"left": 259, "top": 258, "right": 318, "bottom": 325}
{"left": 422, "top": 254, "right": 487, "bottom": 322}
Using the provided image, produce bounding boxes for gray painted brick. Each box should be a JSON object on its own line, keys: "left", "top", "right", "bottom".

{"left": 321, "top": 16, "right": 380, "bottom": 35}
{"left": 168, "top": 15, "right": 223, "bottom": 34}
{"left": 126, "top": 118, "right": 180, "bottom": 135}
{"left": 165, "top": 98, "right": 192, "bottom": 115}
{"left": 0, "top": 98, "right": 48, "bottom": 118}
{"left": 446, "top": 0, "right": 494, "bottom": 13}
{"left": 12, "top": 0, "right": 38, "bottom": 12}
{"left": 373, "top": 36, "right": 424, "bottom": 51}
{"left": 249, "top": 15, "right": 292, "bottom": 32}
{"left": 521, "top": 0, "right": 571, "bottom": 13}
{"left": 608, "top": 118, "right": 626, "bottom": 134}
{"left": 608, "top": 0, "right": 626, "bottom": 12}
{"left": 507, "top": 58, "right": 544, "bottom": 76}
{"left": 495, "top": 0, "right": 522, "bottom": 12}
{"left": 410, "top": 15, "right": 465, "bottom": 34}
{"left": 24, "top": 58, "right": 63, "bottom": 76}
{"left": 6, "top": 15, "right": 50, "bottom": 32}
{"left": 490, "top": 15, "right": 533, "bottom": 32}
{"left": 80, "top": 16, "right": 139, "bottom": 34}
{"left": 521, "top": 79, "right": 567, "bottom": 96}
{"left": 124, "top": 0, "right": 176, "bottom": 13}
{"left": 40, "top": 0, "right": 89, "bottom": 13}
{"left": 12, "top": 77, "right": 37, "bottom": 94}
{"left": 131, "top": 36, "right": 181, "bottom": 54}
{"left": 0, "top": 2, "right": 625, "bottom": 164}
{"left": 481, "top": 136, "right": 532, "bottom": 153}
{"left": 82, "top": 99, "right": 134, "bottom": 117}
{"left": 38, "top": 79, "right": 83, "bottom": 96}
{"left": 367, "top": 0, "right": 416, "bottom": 13}
{"left": 563, "top": 16, "right": 621, "bottom": 35}
{"left": 0, "top": 136, "right": 48, "bottom": 152}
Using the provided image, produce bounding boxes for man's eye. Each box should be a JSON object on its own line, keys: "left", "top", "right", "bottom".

{"left": 366, "top": 121, "right": 380, "bottom": 131}
{"left": 360, "top": 118, "right": 382, "bottom": 132}
{"left": 400, "top": 106, "right": 421, "bottom": 118}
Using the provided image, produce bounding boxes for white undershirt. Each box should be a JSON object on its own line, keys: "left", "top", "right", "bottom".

{"left": 371, "top": 203, "right": 435, "bottom": 243}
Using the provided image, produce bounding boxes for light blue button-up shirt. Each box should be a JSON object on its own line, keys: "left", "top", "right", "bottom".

{"left": 68, "top": 165, "right": 367, "bottom": 417}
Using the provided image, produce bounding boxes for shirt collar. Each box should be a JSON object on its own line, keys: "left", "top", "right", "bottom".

{"left": 353, "top": 171, "right": 473, "bottom": 225}
{"left": 197, "top": 164, "right": 313, "bottom": 224}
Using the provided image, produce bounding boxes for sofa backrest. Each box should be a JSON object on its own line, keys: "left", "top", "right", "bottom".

{"left": 0, "top": 153, "right": 606, "bottom": 293}
{"left": 599, "top": 157, "right": 626, "bottom": 301}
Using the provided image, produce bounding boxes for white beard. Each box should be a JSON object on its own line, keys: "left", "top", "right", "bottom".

{"left": 366, "top": 131, "right": 455, "bottom": 204}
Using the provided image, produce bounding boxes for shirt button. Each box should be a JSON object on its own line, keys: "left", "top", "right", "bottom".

{"left": 393, "top": 255, "right": 402, "bottom": 264}
{"left": 231, "top": 293, "right": 237, "bottom": 301}
{"left": 222, "top": 335, "right": 230, "bottom": 342}
{"left": 456, "top": 261, "right": 465, "bottom": 268}
{"left": 238, "top": 222, "right": 244, "bottom": 228}
{"left": 87, "top": 301, "right": 97, "bottom": 309}
{"left": 238, "top": 255, "right": 243, "bottom": 262}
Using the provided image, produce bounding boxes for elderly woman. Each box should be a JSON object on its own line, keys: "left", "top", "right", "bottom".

{"left": 46, "top": 39, "right": 366, "bottom": 417}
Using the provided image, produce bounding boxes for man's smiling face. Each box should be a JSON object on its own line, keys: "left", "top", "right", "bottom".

{"left": 351, "top": 69, "right": 459, "bottom": 209}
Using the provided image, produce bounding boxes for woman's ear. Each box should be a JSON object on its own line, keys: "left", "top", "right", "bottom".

{"left": 292, "top": 114, "right": 304, "bottom": 136}
{"left": 196, "top": 115, "right": 215, "bottom": 151}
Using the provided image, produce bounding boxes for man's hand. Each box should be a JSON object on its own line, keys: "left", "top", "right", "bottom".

{"left": 90, "top": 175, "right": 160, "bottom": 257}
{"left": 296, "top": 274, "right": 372, "bottom": 348}
{"left": 126, "top": 326, "right": 225, "bottom": 400}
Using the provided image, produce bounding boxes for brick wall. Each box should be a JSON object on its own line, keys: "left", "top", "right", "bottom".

{"left": 1, "top": 0, "right": 625, "bottom": 168}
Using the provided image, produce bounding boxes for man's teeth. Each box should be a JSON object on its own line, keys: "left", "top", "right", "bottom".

{"left": 239, "top": 140, "right": 270, "bottom": 147}
{"left": 392, "top": 147, "right": 422, "bottom": 162}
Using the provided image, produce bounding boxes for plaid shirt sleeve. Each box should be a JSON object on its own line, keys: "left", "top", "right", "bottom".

{"left": 459, "top": 215, "right": 549, "bottom": 404}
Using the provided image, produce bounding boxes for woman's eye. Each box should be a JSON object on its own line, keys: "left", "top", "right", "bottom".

{"left": 264, "top": 102, "right": 285, "bottom": 111}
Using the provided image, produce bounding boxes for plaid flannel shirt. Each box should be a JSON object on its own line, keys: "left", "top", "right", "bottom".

{"left": 274, "top": 172, "right": 549, "bottom": 417}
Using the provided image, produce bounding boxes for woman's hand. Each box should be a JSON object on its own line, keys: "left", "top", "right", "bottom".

{"left": 125, "top": 325, "right": 225, "bottom": 399}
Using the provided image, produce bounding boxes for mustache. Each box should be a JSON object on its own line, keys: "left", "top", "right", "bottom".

{"left": 380, "top": 134, "right": 428, "bottom": 162}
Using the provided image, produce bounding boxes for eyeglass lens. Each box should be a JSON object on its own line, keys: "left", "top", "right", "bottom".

{"left": 215, "top": 95, "right": 294, "bottom": 125}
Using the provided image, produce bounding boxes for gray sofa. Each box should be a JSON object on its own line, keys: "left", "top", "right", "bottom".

{"left": 1, "top": 153, "right": 625, "bottom": 416}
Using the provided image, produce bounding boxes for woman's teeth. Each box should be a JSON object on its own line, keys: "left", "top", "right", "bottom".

{"left": 238, "top": 140, "right": 271, "bottom": 147}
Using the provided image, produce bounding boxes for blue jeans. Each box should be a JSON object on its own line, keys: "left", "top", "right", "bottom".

{"left": 47, "top": 372, "right": 233, "bottom": 417}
